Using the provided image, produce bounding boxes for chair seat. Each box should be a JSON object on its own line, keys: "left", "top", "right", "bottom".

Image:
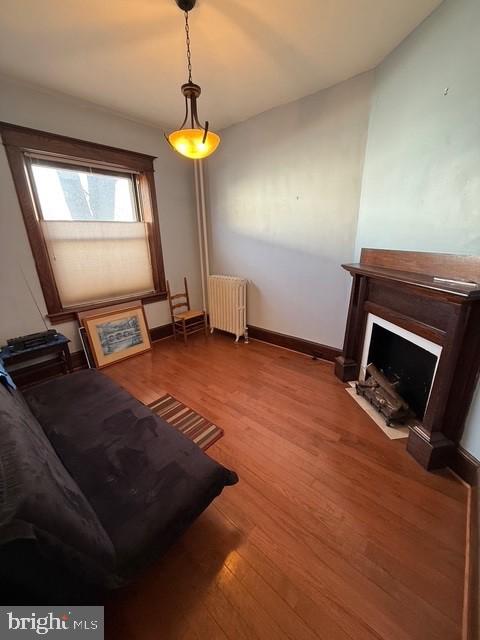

{"left": 174, "top": 309, "right": 205, "bottom": 321}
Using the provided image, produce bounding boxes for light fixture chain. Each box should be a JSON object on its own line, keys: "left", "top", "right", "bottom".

{"left": 184, "top": 11, "right": 193, "bottom": 83}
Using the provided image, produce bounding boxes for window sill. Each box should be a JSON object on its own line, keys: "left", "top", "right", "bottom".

{"left": 47, "top": 291, "right": 167, "bottom": 324}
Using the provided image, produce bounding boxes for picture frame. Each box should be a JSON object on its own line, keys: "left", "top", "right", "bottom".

{"left": 81, "top": 302, "right": 151, "bottom": 369}
{"left": 76, "top": 300, "right": 142, "bottom": 326}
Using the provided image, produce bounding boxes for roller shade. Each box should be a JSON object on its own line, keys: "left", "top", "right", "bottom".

{"left": 41, "top": 220, "right": 155, "bottom": 307}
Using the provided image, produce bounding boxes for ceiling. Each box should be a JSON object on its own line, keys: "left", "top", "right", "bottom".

{"left": 0, "top": 0, "right": 443, "bottom": 130}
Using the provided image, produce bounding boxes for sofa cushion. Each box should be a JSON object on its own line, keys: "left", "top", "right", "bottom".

{"left": 24, "top": 369, "right": 238, "bottom": 576}
{"left": 0, "top": 380, "right": 116, "bottom": 588}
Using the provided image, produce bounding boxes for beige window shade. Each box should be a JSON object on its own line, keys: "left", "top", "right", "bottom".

{"left": 41, "top": 221, "right": 155, "bottom": 308}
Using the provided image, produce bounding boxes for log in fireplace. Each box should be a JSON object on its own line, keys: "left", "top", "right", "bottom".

{"left": 336, "top": 249, "right": 480, "bottom": 470}
{"left": 356, "top": 363, "right": 414, "bottom": 426}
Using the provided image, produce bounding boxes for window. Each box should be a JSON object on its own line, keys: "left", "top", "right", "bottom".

{"left": 30, "top": 160, "right": 155, "bottom": 308}
{"left": 1, "top": 123, "right": 166, "bottom": 322}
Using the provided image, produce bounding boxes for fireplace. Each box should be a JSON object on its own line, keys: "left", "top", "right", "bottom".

{"left": 335, "top": 249, "right": 480, "bottom": 471}
{"left": 360, "top": 314, "right": 441, "bottom": 421}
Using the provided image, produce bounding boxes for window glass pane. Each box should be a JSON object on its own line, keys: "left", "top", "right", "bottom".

{"left": 31, "top": 163, "right": 138, "bottom": 221}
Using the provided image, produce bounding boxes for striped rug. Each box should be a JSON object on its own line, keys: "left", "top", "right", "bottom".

{"left": 147, "top": 394, "right": 224, "bottom": 451}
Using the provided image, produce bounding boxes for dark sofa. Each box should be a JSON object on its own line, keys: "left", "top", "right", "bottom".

{"left": 0, "top": 368, "right": 237, "bottom": 603}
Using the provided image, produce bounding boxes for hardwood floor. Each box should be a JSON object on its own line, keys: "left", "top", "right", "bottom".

{"left": 104, "top": 333, "right": 467, "bottom": 640}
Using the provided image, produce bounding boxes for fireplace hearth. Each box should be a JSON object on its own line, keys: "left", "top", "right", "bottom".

{"left": 336, "top": 249, "right": 480, "bottom": 470}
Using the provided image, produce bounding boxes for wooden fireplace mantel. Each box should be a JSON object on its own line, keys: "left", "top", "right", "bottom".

{"left": 335, "top": 248, "right": 480, "bottom": 470}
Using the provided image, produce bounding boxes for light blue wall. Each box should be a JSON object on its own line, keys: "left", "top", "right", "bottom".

{"left": 355, "top": 0, "right": 480, "bottom": 457}
{"left": 207, "top": 72, "right": 373, "bottom": 348}
{"left": 356, "top": 0, "right": 480, "bottom": 257}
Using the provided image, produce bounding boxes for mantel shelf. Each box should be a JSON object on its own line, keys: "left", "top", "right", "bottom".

{"left": 342, "top": 263, "right": 480, "bottom": 300}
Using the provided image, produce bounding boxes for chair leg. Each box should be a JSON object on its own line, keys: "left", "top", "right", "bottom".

{"left": 183, "top": 319, "right": 187, "bottom": 345}
{"left": 204, "top": 312, "right": 208, "bottom": 337}
{"left": 172, "top": 321, "right": 176, "bottom": 340}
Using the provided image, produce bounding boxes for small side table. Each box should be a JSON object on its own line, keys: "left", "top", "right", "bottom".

{"left": 0, "top": 334, "right": 73, "bottom": 385}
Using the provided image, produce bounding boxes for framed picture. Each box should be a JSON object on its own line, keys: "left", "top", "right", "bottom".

{"left": 82, "top": 303, "right": 151, "bottom": 368}
{"left": 76, "top": 300, "right": 142, "bottom": 326}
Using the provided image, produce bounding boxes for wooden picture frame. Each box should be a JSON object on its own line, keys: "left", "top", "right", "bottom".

{"left": 82, "top": 303, "right": 151, "bottom": 369}
{"left": 77, "top": 300, "right": 143, "bottom": 327}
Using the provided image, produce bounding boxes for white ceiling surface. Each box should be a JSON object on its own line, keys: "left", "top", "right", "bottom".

{"left": 0, "top": 0, "right": 443, "bottom": 130}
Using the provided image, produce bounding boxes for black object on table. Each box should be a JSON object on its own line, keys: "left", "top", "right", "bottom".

{"left": 0, "top": 333, "right": 73, "bottom": 380}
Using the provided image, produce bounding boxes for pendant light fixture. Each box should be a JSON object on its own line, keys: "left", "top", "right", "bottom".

{"left": 166, "top": 0, "right": 220, "bottom": 160}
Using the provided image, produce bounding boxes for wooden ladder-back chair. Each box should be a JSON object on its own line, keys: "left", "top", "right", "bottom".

{"left": 167, "top": 277, "right": 208, "bottom": 345}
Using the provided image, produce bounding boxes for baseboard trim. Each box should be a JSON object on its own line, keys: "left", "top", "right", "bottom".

{"left": 247, "top": 325, "right": 341, "bottom": 362}
{"left": 8, "top": 323, "right": 340, "bottom": 385}
{"left": 449, "top": 449, "right": 480, "bottom": 640}
{"left": 150, "top": 323, "right": 174, "bottom": 342}
{"left": 71, "top": 350, "right": 87, "bottom": 370}
{"left": 450, "top": 446, "right": 480, "bottom": 487}
{"left": 464, "top": 477, "right": 479, "bottom": 640}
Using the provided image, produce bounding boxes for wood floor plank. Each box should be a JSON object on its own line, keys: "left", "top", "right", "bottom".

{"left": 104, "top": 334, "right": 467, "bottom": 640}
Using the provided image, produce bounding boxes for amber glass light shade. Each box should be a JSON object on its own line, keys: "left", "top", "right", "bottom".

{"left": 168, "top": 128, "right": 220, "bottom": 160}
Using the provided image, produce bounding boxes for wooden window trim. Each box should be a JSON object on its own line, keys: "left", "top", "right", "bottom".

{"left": 0, "top": 122, "right": 167, "bottom": 323}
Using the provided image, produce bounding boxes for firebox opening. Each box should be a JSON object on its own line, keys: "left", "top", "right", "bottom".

{"left": 366, "top": 324, "right": 438, "bottom": 420}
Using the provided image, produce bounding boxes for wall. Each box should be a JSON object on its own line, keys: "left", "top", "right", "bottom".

{"left": 206, "top": 0, "right": 480, "bottom": 457}
{"left": 206, "top": 72, "right": 372, "bottom": 348}
{"left": 0, "top": 74, "right": 200, "bottom": 351}
{"left": 354, "top": 0, "right": 480, "bottom": 457}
